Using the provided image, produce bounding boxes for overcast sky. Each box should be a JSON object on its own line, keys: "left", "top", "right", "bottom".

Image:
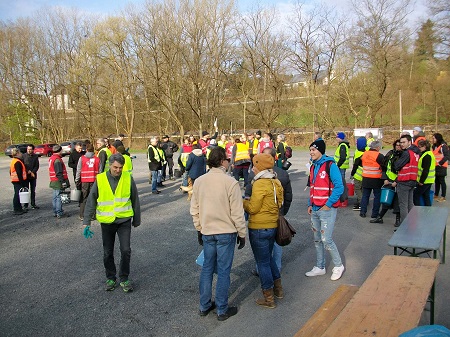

{"left": 0, "top": 0, "right": 428, "bottom": 28}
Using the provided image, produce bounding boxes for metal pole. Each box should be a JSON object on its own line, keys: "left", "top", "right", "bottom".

{"left": 399, "top": 90, "right": 402, "bottom": 134}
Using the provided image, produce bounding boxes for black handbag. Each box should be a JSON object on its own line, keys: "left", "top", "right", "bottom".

{"left": 276, "top": 215, "right": 296, "bottom": 246}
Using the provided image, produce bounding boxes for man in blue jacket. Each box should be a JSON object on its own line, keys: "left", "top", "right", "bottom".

{"left": 306, "top": 139, "right": 345, "bottom": 281}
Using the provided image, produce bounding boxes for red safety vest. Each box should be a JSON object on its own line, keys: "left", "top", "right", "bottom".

{"left": 433, "top": 145, "right": 448, "bottom": 168}
{"left": 397, "top": 149, "right": 419, "bottom": 182}
{"left": 48, "top": 154, "right": 68, "bottom": 182}
{"left": 198, "top": 139, "right": 209, "bottom": 155}
{"left": 258, "top": 140, "right": 274, "bottom": 153}
{"left": 181, "top": 144, "right": 193, "bottom": 154}
{"left": 309, "top": 162, "right": 340, "bottom": 208}
{"left": 80, "top": 156, "right": 100, "bottom": 183}
{"left": 361, "top": 150, "right": 382, "bottom": 178}
{"left": 10, "top": 158, "right": 27, "bottom": 182}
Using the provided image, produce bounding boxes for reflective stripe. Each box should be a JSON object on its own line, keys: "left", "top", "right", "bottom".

{"left": 98, "top": 201, "right": 114, "bottom": 206}
{"left": 417, "top": 151, "right": 436, "bottom": 184}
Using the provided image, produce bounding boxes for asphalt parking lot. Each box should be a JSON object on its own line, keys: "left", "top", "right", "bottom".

{"left": 1, "top": 149, "right": 449, "bottom": 337}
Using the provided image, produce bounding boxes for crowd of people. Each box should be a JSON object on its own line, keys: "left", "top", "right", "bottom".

{"left": 8, "top": 126, "right": 449, "bottom": 320}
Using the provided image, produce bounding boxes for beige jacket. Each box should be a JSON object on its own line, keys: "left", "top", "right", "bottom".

{"left": 190, "top": 167, "right": 246, "bottom": 238}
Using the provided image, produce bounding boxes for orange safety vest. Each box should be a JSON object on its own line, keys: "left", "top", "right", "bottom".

{"left": 80, "top": 156, "right": 100, "bottom": 183}
{"left": 397, "top": 149, "right": 419, "bottom": 182}
{"left": 413, "top": 136, "right": 426, "bottom": 147}
{"left": 49, "top": 154, "right": 69, "bottom": 182}
{"left": 361, "top": 150, "right": 382, "bottom": 178}
{"left": 309, "top": 162, "right": 340, "bottom": 208}
{"left": 433, "top": 145, "right": 449, "bottom": 168}
{"left": 10, "top": 158, "right": 27, "bottom": 182}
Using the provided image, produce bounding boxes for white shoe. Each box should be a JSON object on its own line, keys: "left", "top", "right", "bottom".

{"left": 330, "top": 265, "right": 345, "bottom": 281}
{"left": 305, "top": 266, "right": 326, "bottom": 277}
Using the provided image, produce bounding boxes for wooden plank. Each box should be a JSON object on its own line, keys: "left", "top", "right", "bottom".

{"left": 321, "top": 256, "right": 439, "bottom": 337}
{"left": 294, "top": 285, "right": 359, "bottom": 337}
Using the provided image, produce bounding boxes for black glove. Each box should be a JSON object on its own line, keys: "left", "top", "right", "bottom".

{"left": 197, "top": 231, "right": 203, "bottom": 246}
{"left": 236, "top": 236, "right": 245, "bottom": 250}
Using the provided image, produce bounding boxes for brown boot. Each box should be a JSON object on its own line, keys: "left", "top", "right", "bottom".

{"left": 256, "top": 289, "right": 276, "bottom": 308}
{"left": 273, "top": 278, "right": 284, "bottom": 299}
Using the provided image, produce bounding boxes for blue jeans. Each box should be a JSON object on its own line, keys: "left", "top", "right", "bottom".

{"left": 360, "top": 187, "right": 381, "bottom": 217}
{"left": 249, "top": 228, "right": 280, "bottom": 290}
{"left": 52, "top": 189, "right": 63, "bottom": 216}
{"left": 150, "top": 170, "right": 158, "bottom": 191}
{"left": 310, "top": 207, "right": 342, "bottom": 269}
{"left": 339, "top": 168, "right": 346, "bottom": 181}
{"left": 255, "top": 243, "right": 282, "bottom": 274}
{"left": 199, "top": 233, "right": 236, "bottom": 315}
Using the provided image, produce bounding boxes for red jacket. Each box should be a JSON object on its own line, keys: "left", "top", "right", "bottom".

{"left": 80, "top": 156, "right": 100, "bottom": 183}
{"left": 309, "top": 162, "right": 340, "bottom": 208}
{"left": 397, "top": 149, "right": 419, "bottom": 182}
{"left": 49, "top": 154, "right": 68, "bottom": 182}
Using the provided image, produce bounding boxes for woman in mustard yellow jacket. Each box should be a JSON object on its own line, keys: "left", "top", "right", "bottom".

{"left": 244, "top": 153, "right": 283, "bottom": 309}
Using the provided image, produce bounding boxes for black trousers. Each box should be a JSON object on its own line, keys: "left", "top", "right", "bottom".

{"left": 25, "top": 177, "right": 37, "bottom": 207}
{"left": 435, "top": 176, "right": 446, "bottom": 198}
{"left": 101, "top": 219, "right": 132, "bottom": 282}
{"left": 12, "top": 182, "right": 23, "bottom": 211}
{"left": 162, "top": 157, "right": 174, "bottom": 179}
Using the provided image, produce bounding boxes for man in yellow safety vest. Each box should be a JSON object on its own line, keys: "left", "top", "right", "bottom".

{"left": 83, "top": 153, "right": 141, "bottom": 293}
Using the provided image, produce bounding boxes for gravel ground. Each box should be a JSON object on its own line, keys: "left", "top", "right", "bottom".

{"left": 0, "top": 150, "right": 449, "bottom": 337}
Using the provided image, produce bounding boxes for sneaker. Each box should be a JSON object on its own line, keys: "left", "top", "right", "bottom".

{"left": 151, "top": 190, "right": 161, "bottom": 194}
{"left": 437, "top": 197, "right": 446, "bottom": 202}
{"left": 199, "top": 302, "right": 216, "bottom": 316}
{"left": 31, "top": 205, "right": 40, "bottom": 209}
{"left": 352, "top": 205, "right": 361, "bottom": 211}
{"left": 305, "top": 266, "right": 326, "bottom": 277}
{"left": 120, "top": 280, "right": 133, "bottom": 293}
{"left": 105, "top": 279, "right": 116, "bottom": 291}
{"left": 217, "top": 306, "right": 238, "bottom": 321}
{"left": 359, "top": 213, "right": 366, "bottom": 218}
{"left": 22, "top": 208, "right": 28, "bottom": 213}
{"left": 13, "top": 210, "right": 25, "bottom": 216}
{"left": 331, "top": 265, "right": 345, "bottom": 281}
{"left": 56, "top": 213, "right": 70, "bottom": 219}
{"left": 79, "top": 216, "right": 84, "bottom": 221}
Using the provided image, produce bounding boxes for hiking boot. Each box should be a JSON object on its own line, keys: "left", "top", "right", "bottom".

{"left": 120, "top": 280, "right": 133, "bottom": 293}
{"left": 437, "top": 197, "right": 446, "bottom": 202}
{"left": 305, "top": 266, "right": 326, "bottom": 277}
{"left": 352, "top": 204, "right": 360, "bottom": 211}
{"left": 273, "top": 278, "right": 284, "bottom": 299}
{"left": 394, "top": 215, "right": 401, "bottom": 227}
{"left": 256, "top": 289, "right": 276, "bottom": 308}
{"left": 331, "top": 265, "right": 345, "bottom": 281}
{"left": 199, "top": 302, "right": 216, "bottom": 316}
{"left": 217, "top": 306, "right": 238, "bottom": 321}
{"left": 105, "top": 279, "right": 116, "bottom": 291}
{"left": 370, "top": 216, "right": 383, "bottom": 224}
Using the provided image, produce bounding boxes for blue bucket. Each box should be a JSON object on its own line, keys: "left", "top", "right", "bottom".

{"left": 380, "top": 187, "right": 395, "bottom": 205}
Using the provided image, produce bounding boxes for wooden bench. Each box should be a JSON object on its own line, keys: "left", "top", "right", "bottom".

{"left": 321, "top": 256, "right": 439, "bottom": 336}
{"left": 388, "top": 206, "right": 448, "bottom": 263}
{"left": 294, "top": 284, "right": 359, "bottom": 337}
